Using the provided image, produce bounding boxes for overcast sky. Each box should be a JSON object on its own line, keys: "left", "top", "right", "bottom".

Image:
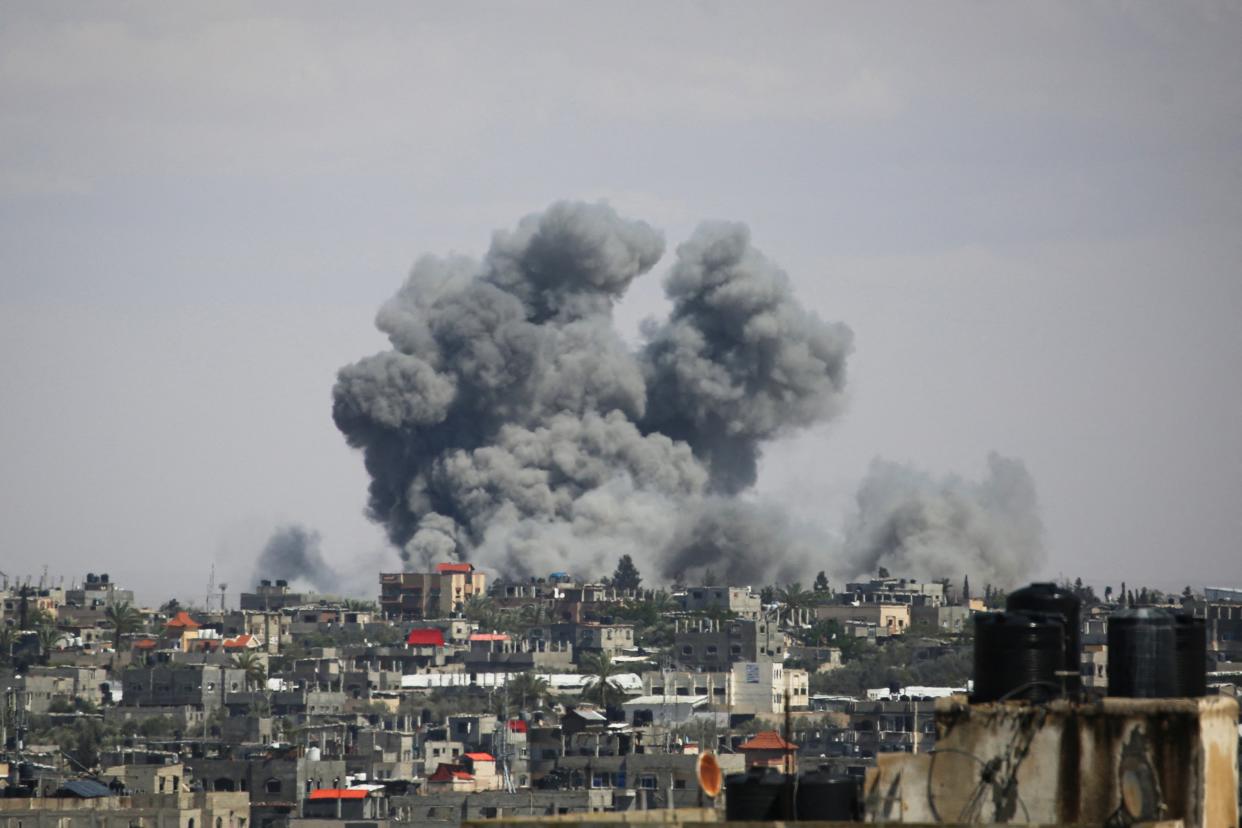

{"left": 2, "top": 2, "right": 1240, "bottom": 606}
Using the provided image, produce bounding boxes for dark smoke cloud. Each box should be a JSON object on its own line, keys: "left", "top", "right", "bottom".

{"left": 334, "top": 201, "right": 1043, "bottom": 587}
{"left": 252, "top": 525, "right": 338, "bottom": 593}
{"left": 841, "top": 453, "right": 1045, "bottom": 588}
{"left": 640, "top": 222, "right": 852, "bottom": 493}
{"left": 332, "top": 201, "right": 851, "bottom": 583}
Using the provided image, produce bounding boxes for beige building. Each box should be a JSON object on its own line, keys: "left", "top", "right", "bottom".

{"left": 380, "top": 564, "right": 486, "bottom": 620}
{"left": 639, "top": 662, "right": 809, "bottom": 715}
{"left": 0, "top": 792, "right": 249, "bottom": 828}
{"left": 816, "top": 602, "right": 910, "bottom": 634}
{"left": 680, "top": 586, "right": 762, "bottom": 620}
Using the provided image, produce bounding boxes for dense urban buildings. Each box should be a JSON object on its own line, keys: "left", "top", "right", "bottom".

{"left": 1, "top": 566, "right": 1239, "bottom": 826}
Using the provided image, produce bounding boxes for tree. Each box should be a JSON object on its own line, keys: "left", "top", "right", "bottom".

{"left": 230, "top": 651, "right": 267, "bottom": 691}
{"left": 813, "top": 571, "right": 830, "bottom": 593}
{"left": 506, "top": 672, "right": 550, "bottom": 713}
{"left": 877, "top": 567, "right": 891, "bottom": 579}
{"left": 1182, "top": 585, "right": 1194, "bottom": 601}
{"left": 579, "top": 652, "right": 621, "bottom": 709}
{"left": 702, "top": 568, "right": 719, "bottom": 586}
{"left": 962, "top": 575, "right": 971, "bottom": 602}
{"left": 1104, "top": 585, "right": 1113, "bottom": 604}
{"left": 612, "top": 555, "right": 642, "bottom": 592}
{"left": 104, "top": 601, "right": 144, "bottom": 655}
{"left": 776, "top": 582, "right": 813, "bottom": 624}
{"left": 36, "top": 625, "right": 64, "bottom": 665}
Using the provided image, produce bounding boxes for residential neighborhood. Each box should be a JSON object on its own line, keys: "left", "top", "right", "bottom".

{"left": 3, "top": 562, "right": 1238, "bottom": 826}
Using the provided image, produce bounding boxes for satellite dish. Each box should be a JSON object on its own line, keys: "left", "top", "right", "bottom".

{"left": 696, "top": 751, "right": 723, "bottom": 798}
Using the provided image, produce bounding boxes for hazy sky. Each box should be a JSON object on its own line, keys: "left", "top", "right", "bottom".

{"left": 2, "top": 2, "right": 1240, "bottom": 605}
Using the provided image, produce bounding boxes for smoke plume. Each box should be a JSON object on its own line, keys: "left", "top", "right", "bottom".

{"left": 252, "top": 525, "right": 338, "bottom": 593}
{"left": 841, "top": 453, "right": 1045, "bottom": 588}
{"left": 333, "top": 201, "right": 852, "bottom": 583}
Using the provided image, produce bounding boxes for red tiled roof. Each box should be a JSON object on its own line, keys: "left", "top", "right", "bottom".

{"left": 308, "top": 789, "right": 367, "bottom": 800}
{"left": 507, "top": 719, "right": 528, "bottom": 733}
{"left": 464, "top": 752, "right": 494, "bottom": 762}
{"left": 739, "top": 730, "right": 799, "bottom": 751}
{"left": 468, "top": 633, "right": 508, "bottom": 642}
{"left": 406, "top": 628, "right": 446, "bottom": 647}
{"left": 428, "top": 763, "right": 473, "bottom": 782}
{"left": 166, "top": 611, "right": 201, "bottom": 630}
{"left": 223, "top": 634, "right": 253, "bottom": 649}
{"left": 435, "top": 562, "right": 474, "bottom": 574}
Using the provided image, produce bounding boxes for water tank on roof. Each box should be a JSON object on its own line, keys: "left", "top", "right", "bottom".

{"left": 1108, "top": 608, "right": 1177, "bottom": 698}
{"left": 276, "top": 579, "right": 288, "bottom": 588}
{"left": 100, "top": 573, "right": 109, "bottom": 584}
{"left": 1006, "top": 582, "right": 1082, "bottom": 695}
{"left": 86, "top": 573, "right": 97, "bottom": 584}
{"left": 260, "top": 579, "right": 271, "bottom": 587}
{"left": 971, "top": 611, "right": 1065, "bottom": 703}
{"left": 1173, "top": 613, "right": 1207, "bottom": 697}
{"left": 725, "top": 768, "right": 785, "bottom": 821}
{"left": 795, "top": 771, "right": 861, "bottom": 821}
{"left": 306, "top": 746, "right": 321, "bottom": 761}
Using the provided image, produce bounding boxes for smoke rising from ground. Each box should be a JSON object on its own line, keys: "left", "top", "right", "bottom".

{"left": 333, "top": 201, "right": 852, "bottom": 583}
{"left": 333, "top": 200, "right": 1044, "bottom": 587}
{"left": 842, "top": 453, "right": 1045, "bottom": 587}
{"left": 252, "top": 525, "right": 338, "bottom": 593}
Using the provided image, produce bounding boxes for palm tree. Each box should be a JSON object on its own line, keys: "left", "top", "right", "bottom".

{"left": 104, "top": 601, "right": 144, "bottom": 654}
{"left": 777, "top": 582, "right": 814, "bottom": 626}
{"left": 580, "top": 652, "right": 620, "bottom": 709}
{"left": 230, "top": 651, "right": 267, "bottom": 692}
{"left": 463, "top": 595, "right": 499, "bottom": 628}
{"left": 506, "top": 672, "right": 550, "bottom": 713}
{"left": 36, "top": 625, "right": 64, "bottom": 665}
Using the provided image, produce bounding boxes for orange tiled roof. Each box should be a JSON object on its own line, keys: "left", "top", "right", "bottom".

{"left": 739, "top": 730, "right": 799, "bottom": 751}
{"left": 165, "top": 611, "right": 200, "bottom": 630}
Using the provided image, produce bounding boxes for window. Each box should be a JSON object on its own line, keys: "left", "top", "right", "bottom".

{"left": 264, "top": 778, "right": 281, "bottom": 794}
{"left": 681, "top": 645, "right": 693, "bottom": 656}
{"left": 705, "top": 645, "right": 718, "bottom": 656}
{"left": 638, "top": 775, "right": 657, "bottom": 790}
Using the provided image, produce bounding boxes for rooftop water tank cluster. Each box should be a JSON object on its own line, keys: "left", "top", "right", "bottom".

{"left": 972, "top": 582, "right": 1206, "bottom": 702}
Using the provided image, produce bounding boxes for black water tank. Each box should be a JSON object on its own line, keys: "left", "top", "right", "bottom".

{"left": 1006, "top": 582, "right": 1082, "bottom": 693}
{"left": 972, "top": 611, "right": 1065, "bottom": 703}
{"left": 725, "top": 768, "right": 785, "bottom": 821}
{"left": 1108, "top": 608, "right": 1177, "bottom": 697}
{"left": 1173, "top": 613, "right": 1207, "bottom": 697}
{"left": 796, "top": 771, "right": 861, "bottom": 821}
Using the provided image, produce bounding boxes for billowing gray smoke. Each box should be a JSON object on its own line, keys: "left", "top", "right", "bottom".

{"left": 333, "top": 201, "right": 852, "bottom": 583}
{"left": 252, "top": 525, "right": 338, "bottom": 593}
{"left": 841, "top": 453, "right": 1045, "bottom": 588}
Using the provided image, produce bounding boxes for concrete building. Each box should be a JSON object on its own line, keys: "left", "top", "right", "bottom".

{"left": 679, "top": 586, "right": 762, "bottom": 620}
{"left": 910, "top": 604, "right": 973, "bottom": 632}
{"left": 64, "top": 572, "right": 134, "bottom": 609}
{"left": 672, "top": 618, "right": 786, "bottom": 671}
{"left": 0, "top": 791, "right": 249, "bottom": 828}
{"left": 379, "top": 564, "right": 486, "bottom": 620}
{"left": 727, "top": 661, "right": 809, "bottom": 714}
{"left": 816, "top": 603, "right": 911, "bottom": 635}
{"left": 842, "top": 577, "right": 947, "bottom": 607}
{"left": 866, "top": 694, "right": 1239, "bottom": 827}
{"left": 119, "top": 664, "right": 251, "bottom": 711}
